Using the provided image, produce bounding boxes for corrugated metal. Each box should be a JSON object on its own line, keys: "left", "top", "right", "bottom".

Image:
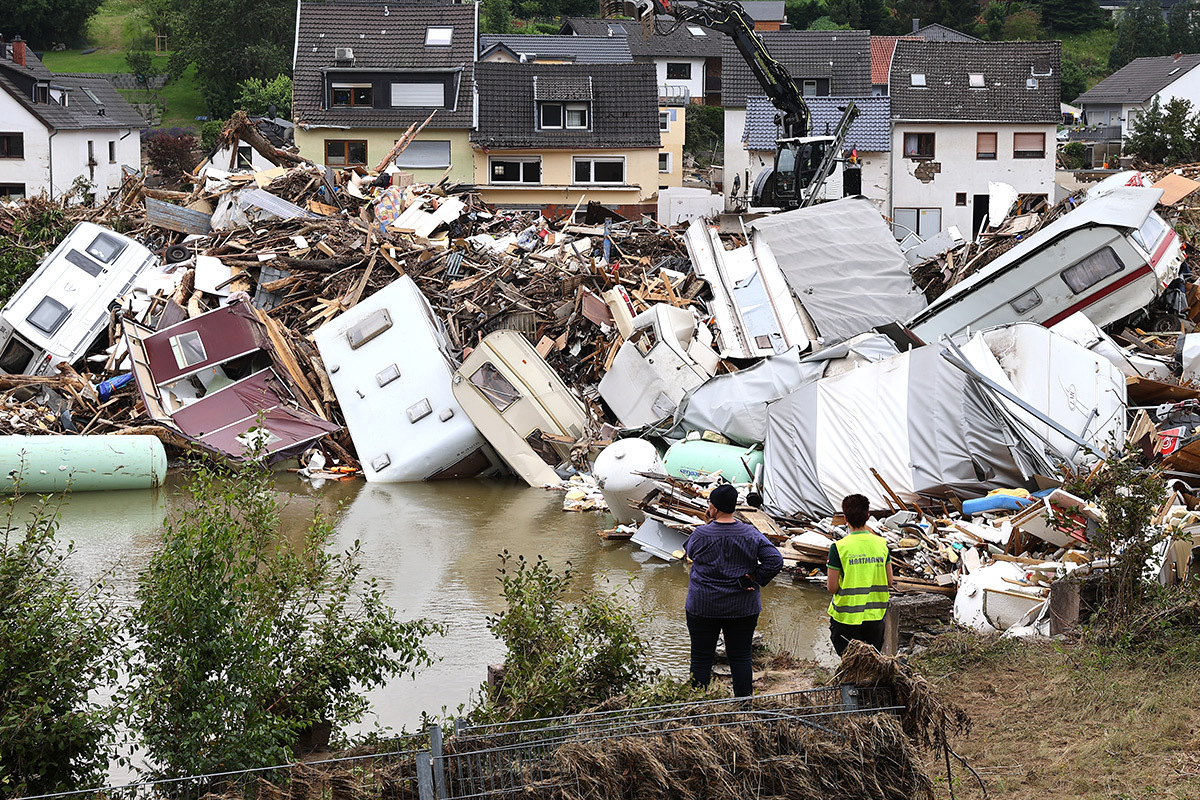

{"left": 145, "top": 198, "right": 213, "bottom": 235}
{"left": 240, "top": 188, "right": 321, "bottom": 220}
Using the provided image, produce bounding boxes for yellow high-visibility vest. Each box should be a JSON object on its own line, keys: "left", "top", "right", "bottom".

{"left": 828, "top": 532, "right": 890, "bottom": 624}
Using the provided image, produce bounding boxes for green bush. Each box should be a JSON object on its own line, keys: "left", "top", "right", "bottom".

{"left": 1060, "top": 141, "right": 1088, "bottom": 169}
{"left": 685, "top": 103, "right": 724, "bottom": 166}
{"left": 0, "top": 205, "right": 73, "bottom": 306}
{"left": 200, "top": 118, "right": 227, "bottom": 153}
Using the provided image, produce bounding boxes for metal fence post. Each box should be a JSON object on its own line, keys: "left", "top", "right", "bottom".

{"left": 430, "top": 724, "right": 447, "bottom": 800}
{"left": 416, "top": 752, "right": 434, "bottom": 800}
{"left": 839, "top": 683, "right": 860, "bottom": 712}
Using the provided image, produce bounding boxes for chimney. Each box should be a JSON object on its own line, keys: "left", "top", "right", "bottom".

{"left": 912, "top": 18, "right": 920, "bottom": 33}
{"left": 12, "top": 36, "right": 25, "bottom": 67}
{"left": 1175, "top": 52, "right": 1183, "bottom": 60}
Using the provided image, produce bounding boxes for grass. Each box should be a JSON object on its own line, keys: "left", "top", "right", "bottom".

{"left": 1061, "top": 28, "right": 1120, "bottom": 90}
{"left": 37, "top": 0, "right": 208, "bottom": 131}
{"left": 911, "top": 631, "right": 1200, "bottom": 799}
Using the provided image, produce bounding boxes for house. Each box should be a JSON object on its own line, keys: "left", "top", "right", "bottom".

{"left": 0, "top": 37, "right": 143, "bottom": 201}
{"left": 889, "top": 39, "right": 1061, "bottom": 240}
{"left": 742, "top": 94, "right": 891, "bottom": 211}
{"left": 208, "top": 116, "right": 295, "bottom": 172}
{"left": 720, "top": 29, "right": 871, "bottom": 209}
{"left": 470, "top": 62, "right": 663, "bottom": 214}
{"left": 291, "top": 0, "right": 476, "bottom": 183}
{"left": 479, "top": 34, "right": 632, "bottom": 64}
{"left": 679, "top": 0, "right": 787, "bottom": 30}
{"left": 560, "top": 16, "right": 722, "bottom": 104}
{"left": 1071, "top": 54, "right": 1200, "bottom": 168}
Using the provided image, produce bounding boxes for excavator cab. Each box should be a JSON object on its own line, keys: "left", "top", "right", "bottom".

{"left": 752, "top": 136, "right": 838, "bottom": 208}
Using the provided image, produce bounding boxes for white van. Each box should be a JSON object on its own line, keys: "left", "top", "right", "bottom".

{"left": 0, "top": 222, "right": 158, "bottom": 375}
{"left": 908, "top": 187, "right": 1184, "bottom": 341}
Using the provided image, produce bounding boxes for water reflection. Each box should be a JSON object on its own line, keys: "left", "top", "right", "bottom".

{"left": 38, "top": 473, "right": 837, "bottom": 737}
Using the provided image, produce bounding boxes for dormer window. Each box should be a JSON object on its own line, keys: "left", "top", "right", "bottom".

{"left": 425, "top": 26, "right": 453, "bottom": 46}
{"left": 910, "top": 73, "right": 926, "bottom": 87}
{"left": 968, "top": 73, "right": 984, "bottom": 88}
{"left": 332, "top": 83, "right": 373, "bottom": 107}
{"left": 539, "top": 101, "right": 589, "bottom": 129}
{"left": 33, "top": 83, "right": 49, "bottom": 104}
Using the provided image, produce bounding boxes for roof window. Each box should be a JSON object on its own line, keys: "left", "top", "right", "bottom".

{"left": 968, "top": 73, "right": 984, "bottom": 88}
{"left": 910, "top": 73, "right": 926, "bottom": 87}
{"left": 1169, "top": 67, "right": 1182, "bottom": 76}
{"left": 425, "top": 26, "right": 453, "bottom": 46}
{"left": 1027, "top": 77, "right": 1038, "bottom": 89}
{"left": 688, "top": 25, "right": 707, "bottom": 35}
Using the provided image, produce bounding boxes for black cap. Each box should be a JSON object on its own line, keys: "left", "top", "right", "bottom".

{"left": 709, "top": 484, "right": 738, "bottom": 514}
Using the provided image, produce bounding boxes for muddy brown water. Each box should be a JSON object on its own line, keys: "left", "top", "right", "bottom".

{"left": 35, "top": 472, "right": 838, "bottom": 740}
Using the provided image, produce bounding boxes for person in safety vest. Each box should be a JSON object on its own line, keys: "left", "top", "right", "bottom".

{"left": 826, "top": 493, "right": 893, "bottom": 656}
{"left": 684, "top": 483, "right": 784, "bottom": 697}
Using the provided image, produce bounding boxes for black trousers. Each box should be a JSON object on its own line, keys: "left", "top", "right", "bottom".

{"left": 686, "top": 611, "right": 759, "bottom": 697}
{"left": 829, "top": 617, "right": 885, "bottom": 656}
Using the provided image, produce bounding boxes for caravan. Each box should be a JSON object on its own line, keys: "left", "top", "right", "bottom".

{"left": 0, "top": 222, "right": 158, "bottom": 375}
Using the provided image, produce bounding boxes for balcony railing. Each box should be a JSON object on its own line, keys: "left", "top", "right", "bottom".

{"left": 1066, "top": 125, "right": 1122, "bottom": 142}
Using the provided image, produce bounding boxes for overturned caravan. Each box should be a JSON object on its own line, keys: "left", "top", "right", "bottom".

{"left": 762, "top": 322, "right": 1127, "bottom": 518}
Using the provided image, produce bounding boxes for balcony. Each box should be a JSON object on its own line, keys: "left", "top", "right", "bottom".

{"left": 659, "top": 85, "right": 691, "bottom": 106}
{"left": 1065, "top": 125, "right": 1122, "bottom": 142}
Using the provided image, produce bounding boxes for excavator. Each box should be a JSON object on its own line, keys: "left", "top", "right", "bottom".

{"left": 602, "top": 0, "right": 859, "bottom": 209}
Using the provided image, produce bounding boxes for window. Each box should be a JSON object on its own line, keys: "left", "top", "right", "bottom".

{"left": 65, "top": 250, "right": 103, "bottom": 277}
{"left": 976, "top": 132, "right": 997, "bottom": 160}
{"left": 893, "top": 207, "right": 941, "bottom": 239}
{"left": 1010, "top": 288, "right": 1042, "bottom": 314}
{"left": 376, "top": 364, "right": 401, "bottom": 387}
{"left": 687, "top": 25, "right": 707, "bottom": 35}
{"left": 968, "top": 73, "right": 985, "bottom": 88}
{"left": 903, "top": 132, "right": 935, "bottom": 159}
{"left": 87, "top": 140, "right": 95, "bottom": 164}
{"left": 659, "top": 111, "right": 670, "bottom": 131}
{"left": 86, "top": 231, "right": 126, "bottom": 264}
{"left": 573, "top": 157, "right": 625, "bottom": 184}
{"left": 346, "top": 308, "right": 392, "bottom": 349}
{"left": 1061, "top": 247, "right": 1123, "bottom": 294}
{"left": 956, "top": 192, "right": 967, "bottom": 206}
{"left": 0, "top": 336, "right": 34, "bottom": 373}
{"left": 332, "top": 84, "right": 373, "bottom": 107}
{"left": 0, "top": 183, "right": 25, "bottom": 199}
{"left": 469, "top": 362, "right": 519, "bottom": 412}
{"left": 1026, "top": 77, "right": 1038, "bottom": 89}
{"left": 659, "top": 152, "right": 671, "bottom": 173}
{"left": 396, "top": 139, "right": 451, "bottom": 169}
{"left": 1133, "top": 212, "right": 1168, "bottom": 254}
{"left": 910, "top": 73, "right": 926, "bottom": 87}
{"left": 802, "top": 80, "right": 817, "bottom": 97}
{"left": 168, "top": 331, "right": 207, "bottom": 369}
{"left": 236, "top": 145, "right": 254, "bottom": 168}
{"left": 425, "top": 26, "right": 453, "bottom": 46}
{"left": 490, "top": 157, "right": 541, "bottom": 184}
{"left": 666, "top": 62, "right": 691, "bottom": 80}
{"left": 28, "top": 297, "right": 69, "bottom": 336}
{"left": 391, "top": 81, "right": 447, "bottom": 108}
{"left": 1014, "top": 132, "right": 1045, "bottom": 158}
{"left": 108, "top": 141, "right": 116, "bottom": 163}
{"left": 539, "top": 102, "right": 588, "bottom": 129}
{"left": 324, "top": 139, "right": 367, "bottom": 166}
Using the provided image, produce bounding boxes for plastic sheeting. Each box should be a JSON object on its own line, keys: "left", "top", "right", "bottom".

{"left": 748, "top": 198, "right": 927, "bottom": 344}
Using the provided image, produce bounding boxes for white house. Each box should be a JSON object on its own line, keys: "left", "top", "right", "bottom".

{"left": 208, "top": 117, "right": 295, "bottom": 172}
{"left": 1071, "top": 53, "right": 1200, "bottom": 168}
{"left": 0, "top": 38, "right": 143, "bottom": 202}
{"left": 889, "top": 39, "right": 1061, "bottom": 240}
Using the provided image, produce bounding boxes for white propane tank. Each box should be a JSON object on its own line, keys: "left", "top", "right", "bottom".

{"left": 592, "top": 439, "right": 664, "bottom": 526}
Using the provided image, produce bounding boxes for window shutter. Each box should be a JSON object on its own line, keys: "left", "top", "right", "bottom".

{"left": 1013, "top": 132, "right": 1044, "bottom": 152}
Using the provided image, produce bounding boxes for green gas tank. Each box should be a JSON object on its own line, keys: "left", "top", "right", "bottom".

{"left": 1, "top": 435, "right": 167, "bottom": 493}
{"left": 663, "top": 439, "right": 764, "bottom": 484}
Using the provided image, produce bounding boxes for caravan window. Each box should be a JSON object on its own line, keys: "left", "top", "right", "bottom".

{"left": 469, "top": 362, "right": 520, "bottom": 412}
{"left": 169, "top": 331, "right": 208, "bottom": 369}
{"left": 28, "top": 297, "right": 69, "bottom": 335}
{"left": 65, "top": 249, "right": 103, "bottom": 277}
{"left": 85, "top": 231, "right": 126, "bottom": 264}
{"left": 1132, "top": 212, "right": 1168, "bottom": 254}
{"left": 1061, "top": 247, "right": 1124, "bottom": 294}
{"left": 0, "top": 336, "right": 34, "bottom": 373}
{"left": 346, "top": 309, "right": 392, "bottom": 349}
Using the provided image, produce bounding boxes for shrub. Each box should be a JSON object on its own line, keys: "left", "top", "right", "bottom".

{"left": 126, "top": 48, "right": 154, "bottom": 80}
{"left": 200, "top": 118, "right": 227, "bottom": 153}
{"left": 235, "top": 75, "right": 292, "bottom": 118}
{"left": 144, "top": 128, "right": 201, "bottom": 183}
{"left": 1060, "top": 141, "right": 1088, "bottom": 169}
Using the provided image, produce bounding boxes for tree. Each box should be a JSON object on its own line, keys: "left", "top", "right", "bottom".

{"left": 1109, "top": 0, "right": 1168, "bottom": 71}
{"left": 1061, "top": 57, "right": 1088, "bottom": 103}
{"left": 828, "top": 0, "right": 863, "bottom": 27}
{"left": 1039, "top": 0, "right": 1105, "bottom": 33}
{"left": 144, "top": 129, "right": 200, "bottom": 185}
{"left": 1167, "top": 0, "right": 1200, "bottom": 54}
{"left": 236, "top": 75, "right": 293, "bottom": 118}
{"left": 0, "top": 492, "right": 124, "bottom": 795}
{"left": 1003, "top": 6, "right": 1042, "bottom": 38}
{"left": 933, "top": 0, "right": 982, "bottom": 36}
{"left": 167, "top": 0, "right": 295, "bottom": 117}
{"left": 785, "top": 0, "right": 828, "bottom": 31}
{"left": 1125, "top": 95, "right": 1169, "bottom": 162}
{"left": 125, "top": 49, "right": 154, "bottom": 82}
{"left": 124, "top": 459, "right": 442, "bottom": 780}
{"left": 0, "top": 0, "right": 104, "bottom": 48}
{"left": 481, "top": 0, "right": 514, "bottom": 34}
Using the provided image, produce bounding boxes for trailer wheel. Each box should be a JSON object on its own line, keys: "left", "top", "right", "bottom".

{"left": 165, "top": 245, "right": 190, "bottom": 263}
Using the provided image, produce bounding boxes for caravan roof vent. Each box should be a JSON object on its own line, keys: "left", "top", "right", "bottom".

{"left": 334, "top": 47, "right": 354, "bottom": 65}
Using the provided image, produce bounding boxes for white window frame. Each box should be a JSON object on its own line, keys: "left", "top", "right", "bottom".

{"left": 390, "top": 81, "right": 447, "bottom": 109}
{"left": 802, "top": 80, "right": 817, "bottom": 97}
{"left": 659, "top": 152, "right": 672, "bottom": 173}
{"left": 911, "top": 73, "right": 926, "bottom": 87}
{"left": 573, "top": 156, "right": 626, "bottom": 185}
{"left": 659, "top": 111, "right": 670, "bottom": 131}
{"left": 538, "top": 102, "right": 589, "bottom": 130}
{"left": 489, "top": 156, "right": 542, "bottom": 184}
{"left": 425, "top": 26, "right": 453, "bottom": 46}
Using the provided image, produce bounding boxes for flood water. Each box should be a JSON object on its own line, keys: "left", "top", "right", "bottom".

{"left": 35, "top": 472, "right": 837, "bottom": 740}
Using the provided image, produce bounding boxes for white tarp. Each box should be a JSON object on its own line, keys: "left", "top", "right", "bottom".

{"left": 748, "top": 198, "right": 927, "bottom": 344}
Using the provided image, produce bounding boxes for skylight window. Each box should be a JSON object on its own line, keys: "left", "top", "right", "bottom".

{"left": 911, "top": 73, "right": 926, "bottom": 87}
{"left": 968, "top": 73, "right": 984, "bottom": 88}
{"left": 1169, "top": 67, "right": 1182, "bottom": 76}
{"left": 80, "top": 86, "right": 102, "bottom": 104}
{"left": 1027, "top": 77, "right": 1038, "bottom": 89}
{"left": 425, "top": 26, "right": 453, "bottom": 46}
{"left": 688, "top": 25, "right": 707, "bottom": 36}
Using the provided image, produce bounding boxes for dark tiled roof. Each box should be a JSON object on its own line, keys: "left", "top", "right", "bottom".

{"left": 473, "top": 62, "right": 660, "bottom": 149}
{"left": 479, "top": 34, "right": 632, "bottom": 63}
{"left": 889, "top": 39, "right": 1060, "bottom": 123}
{"left": 1074, "top": 54, "right": 1200, "bottom": 105}
{"left": 0, "top": 52, "right": 145, "bottom": 130}
{"left": 911, "top": 23, "right": 980, "bottom": 42}
{"left": 743, "top": 94, "right": 890, "bottom": 151}
{"left": 293, "top": 0, "right": 475, "bottom": 130}
{"left": 721, "top": 30, "right": 871, "bottom": 107}
{"left": 560, "top": 16, "right": 722, "bottom": 58}
{"left": 533, "top": 74, "right": 592, "bottom": 100}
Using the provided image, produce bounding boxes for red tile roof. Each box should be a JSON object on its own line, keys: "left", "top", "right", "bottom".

{"left": 870, "top": 36, "right": 901, "bottom": 86}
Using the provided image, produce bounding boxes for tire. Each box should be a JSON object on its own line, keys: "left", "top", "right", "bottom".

{"left": 165, "top": 245, "right": 190, "bottom": 263}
